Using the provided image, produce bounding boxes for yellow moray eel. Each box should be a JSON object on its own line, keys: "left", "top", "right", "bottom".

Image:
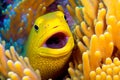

{"left": 25, "top": 11, "right": 74, "bottom": 79}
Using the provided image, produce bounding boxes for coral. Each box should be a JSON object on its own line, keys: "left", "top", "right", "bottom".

{"left": 1, "top": 0, "right": 55, "bottom": 41}
{"left": 61, "top": 0, "right": 120, "bottom": 80}
{"left": 0, "top": 35, "right": 23, "bottom": 54}
{"left": 89, "top": 57, "right": 120, "bottom": 80}
{"left": 0, "top": 43, "right": 41, "bottom": 80}
{"left": 104, "top": 0, "right": 120, "bottom": 50}
{"left": 67, "top": 57, "right": 120, "bottom": 80}
{"left": 66, "top": 62, "right": 84, "bottom": 80}
{"left": 0, "top": 0, "right": 55, "bottom": 55}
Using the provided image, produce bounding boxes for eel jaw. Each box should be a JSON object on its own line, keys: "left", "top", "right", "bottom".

{"left": 43, "top": 32, "right": 68, "bottom": 49}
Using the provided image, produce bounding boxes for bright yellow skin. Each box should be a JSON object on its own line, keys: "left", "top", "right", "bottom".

{"left": 25, "top": 11, "right": 74, "bottom": 79}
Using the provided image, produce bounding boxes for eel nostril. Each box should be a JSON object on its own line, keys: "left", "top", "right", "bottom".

{"left": 53, "top": 26, "right": 58, "bottom": 28}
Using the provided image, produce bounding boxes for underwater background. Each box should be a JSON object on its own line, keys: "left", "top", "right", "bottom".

{"left": 1, "top": 0, "right": 120, "bottom": 80}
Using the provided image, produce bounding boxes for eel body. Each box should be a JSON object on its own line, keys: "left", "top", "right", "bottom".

{"left": 25, "top": 11, "right": 74, "bottom": 79}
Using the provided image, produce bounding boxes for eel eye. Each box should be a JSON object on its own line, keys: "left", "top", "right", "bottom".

{"left": 64, "top": 15, "right": 67, "bottom": 20}
{"left": 34, "top": 25, "right": 39, "bottom": 32}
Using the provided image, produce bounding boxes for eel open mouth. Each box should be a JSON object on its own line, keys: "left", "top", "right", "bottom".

{"left": 44, "top": 32, "right": 68, "bottom": 49}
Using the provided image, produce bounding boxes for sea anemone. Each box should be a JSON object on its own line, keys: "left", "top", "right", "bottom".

{"left": 0, "top": 0, "right": 120, "bottom": 80}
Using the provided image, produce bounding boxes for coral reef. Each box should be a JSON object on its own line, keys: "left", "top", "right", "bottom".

{"left": 1, "top": 0, "right": 120, "bottom": 80}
